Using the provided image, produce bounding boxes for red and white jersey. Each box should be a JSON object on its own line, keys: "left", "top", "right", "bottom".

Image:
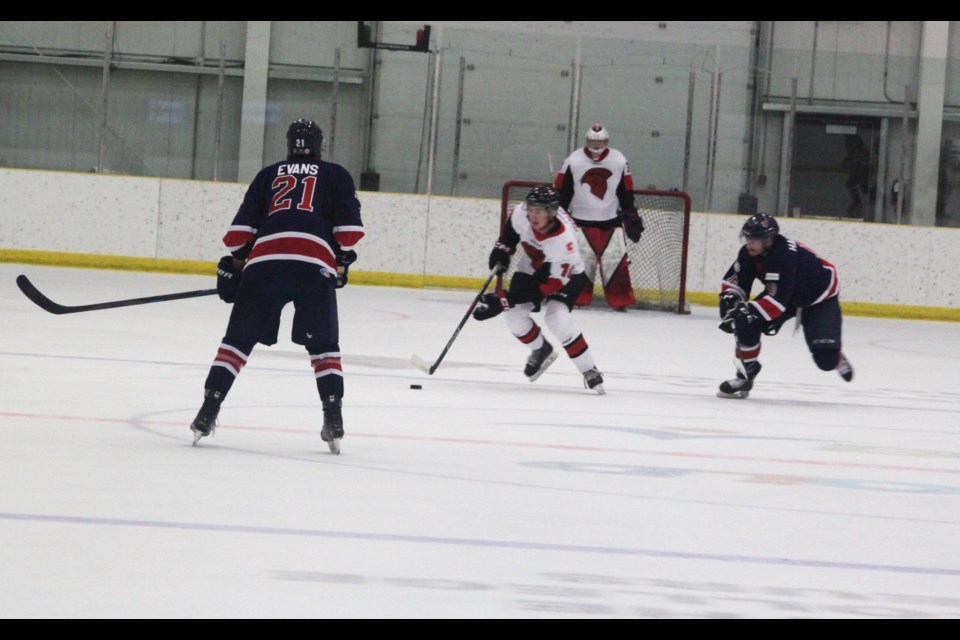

{"left": 554, "top": 147, "right": 634, "bottom": 223}
{"left": 507, "top": 203, "right": 585, "bottom": 295}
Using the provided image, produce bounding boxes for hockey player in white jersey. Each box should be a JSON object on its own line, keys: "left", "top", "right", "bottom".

{"left": 472, "top": 185, "right": 605, "bottom": 393}
{"left": 554, "top": 124, "right": 644, "bottom": 310}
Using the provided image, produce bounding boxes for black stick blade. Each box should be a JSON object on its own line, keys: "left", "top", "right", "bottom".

{"left": 16, "top": 275, "right": 68, "bottom": 314}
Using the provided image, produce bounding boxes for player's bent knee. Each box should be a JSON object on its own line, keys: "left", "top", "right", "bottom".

{"left": 812, "top": 348, "right": 840, "bottom": 371}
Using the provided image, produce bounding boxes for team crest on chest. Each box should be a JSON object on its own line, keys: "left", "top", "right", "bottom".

{"left": 579, "top": 167, "right": 613, "bottom": 199}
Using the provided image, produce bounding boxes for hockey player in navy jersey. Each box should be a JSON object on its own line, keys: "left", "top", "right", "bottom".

{"left": 554, "top": 124, "right": 644, "bottom": 310}
{"left": 472, "top": 185, "right": 605, "bottom": 393}
{"left": 717, "top": 213, "right": 853, "bottom": 399}
{"left": 190, "top": 119, "right": 364, "bottom": 453}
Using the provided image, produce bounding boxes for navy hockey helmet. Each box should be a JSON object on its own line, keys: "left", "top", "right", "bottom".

{"left": 286, "top": 119, "right": 323, "bottom": 158}
{"left": 525, "top": 185, "right": 561, "bottom": 211}
{"left": 740, "top": 213, "right": 779, "bottom": 242}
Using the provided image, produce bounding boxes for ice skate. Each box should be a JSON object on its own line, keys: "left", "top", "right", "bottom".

{"left": 190, "top": 389, "right": 223, "bottom": 445}
{"left": 717, "top": 361, "right": 761, "bottom": 399}
{"left": 583, "top": 367, "right": 605, "bottom": 395}
{"left": 524, "top": 341, "right": 557, "bottom": 382}
{"left": 836, "top": 352, "right": 854, "bottom": 382}
{"left": 321, "top": 396, "right": 344, "bottom": 455}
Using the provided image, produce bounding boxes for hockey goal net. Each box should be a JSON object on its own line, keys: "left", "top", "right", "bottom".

{"left": 498, "top": 180, "right": 691, "bottom": 314}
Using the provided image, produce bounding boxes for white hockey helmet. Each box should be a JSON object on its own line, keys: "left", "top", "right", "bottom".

{"left": 585, "top": 123, "right": 609, "bottom": 159}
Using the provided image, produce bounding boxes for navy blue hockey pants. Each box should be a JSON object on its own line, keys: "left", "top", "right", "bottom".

{"left": 203, "top": 263, "right": 343, "bottom": 402}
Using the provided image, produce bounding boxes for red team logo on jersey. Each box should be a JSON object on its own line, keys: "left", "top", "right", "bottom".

{"left": 579, "top": 167, "right": 614, "bottom": 200}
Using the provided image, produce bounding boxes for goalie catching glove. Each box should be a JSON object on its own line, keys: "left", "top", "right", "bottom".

{"left": 216, "top": 255, "right": 243, "bottom": 303}
{"left": 621, "top": 207, "right": 644, "bottom": 242}
{"left": 473, "top": 290, "right": 511, "bottom": 321}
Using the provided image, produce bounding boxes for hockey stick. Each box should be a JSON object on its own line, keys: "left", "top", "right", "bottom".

{"left": 16, "top": 274, "right": 217, "bottom": 315}
{"left": 411, "top": 265, "right": 501, "bottom": 375}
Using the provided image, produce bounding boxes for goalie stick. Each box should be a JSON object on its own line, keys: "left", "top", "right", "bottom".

{"left": 411, "top": 265, "right": 501, "bottom": 375}
{"left": 16, "top": 274, "right": 217, "bottom": 315}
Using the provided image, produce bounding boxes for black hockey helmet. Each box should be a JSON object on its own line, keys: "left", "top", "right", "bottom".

{"left": 740, "top": 212, "right": 779, "bottom": 241}
{"left": 525, "top": 185, "right": 560, "bottom": 211}
{"left": 286, "top": 119, "right": 323, "bottom": 158}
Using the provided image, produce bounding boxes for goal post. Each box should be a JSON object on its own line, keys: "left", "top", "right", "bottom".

{"left": 498, "top": 180, "right": 691, "bottom": 314}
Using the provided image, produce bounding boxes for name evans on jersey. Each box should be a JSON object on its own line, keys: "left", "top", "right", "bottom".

{"left": 277, "top": 163, "right": 318, "bottom": 176}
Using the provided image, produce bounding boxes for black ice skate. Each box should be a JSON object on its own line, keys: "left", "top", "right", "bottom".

{"left": 836, "top": 352, "right": 854, "bottom": 382}
{"left": 524, "top": 341, "right": 558, "bottom": 382}
{"left": 717, "top": 361, "right": 762, "bottom": 399}
{"left": 321, "top": 395, "right": 344, "bottom": 455}
{"left": 583, "top": 367, "right": 605, "bottom": 395}
{"left": 190, "top": 389, "right": 223, "bottom": 445}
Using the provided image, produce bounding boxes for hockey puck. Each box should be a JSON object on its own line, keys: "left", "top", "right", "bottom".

{"left": 410, "top": 384, "right": 422, "bottom": 390}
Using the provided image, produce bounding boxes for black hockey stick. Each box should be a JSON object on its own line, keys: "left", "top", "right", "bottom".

{"left": 16, "top": 274, "right": 217, "bottom": 315}
{"left": 411, "top": 265, "right": 501, "bottom": 375}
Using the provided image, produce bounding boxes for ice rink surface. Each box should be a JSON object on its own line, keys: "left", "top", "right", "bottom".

{"left": 1, "top": 263, "right": 959, "bottom": 619}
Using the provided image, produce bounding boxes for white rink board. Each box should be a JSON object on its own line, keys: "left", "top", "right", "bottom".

{"left": 3, "top": 167, "right": 960, "bottom": 308}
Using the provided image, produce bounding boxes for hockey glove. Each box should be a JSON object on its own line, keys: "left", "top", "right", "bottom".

{"left": 335, "top": 249, "right": 357, "bottom": 288}
{"left": 763, "top": 316, "right": 787, "bottom": 336}
{"left": 719, "top": 290, "right": 744, "bottom": 318}
{"left": 472, "top": 291, "right": 510, "bottom": 321}
{"left": 488, "top": 241, "right": 513, "bottom": 273}
{"left": 718, "top": 291, "right": 745, "bottom": 333}
{"left": 724, "top": 301, "right": 760, "bottom": 333}
{"left": 216, "top": 255, "right": 242, "bottom": 303}
{"left": 621, "top": 207, "right": 645, "bottom": 242}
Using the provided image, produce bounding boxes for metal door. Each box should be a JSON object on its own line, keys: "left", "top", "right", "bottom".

{"left": 789, "top": 115, "right": 880, "bottom": 220}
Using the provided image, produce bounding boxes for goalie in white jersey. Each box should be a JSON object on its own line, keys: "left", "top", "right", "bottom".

{"left": 554, "top": 124, "right": 644, "bottom": 310}
{"left": 472, "top": 185, "right": 605, "bottom": 393}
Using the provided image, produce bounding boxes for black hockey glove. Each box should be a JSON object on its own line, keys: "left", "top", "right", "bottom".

{"left": 488, "top": 241, "right": 513, "bottom": 273}
{"left": 719, "top": 301, "right": 760, "bottom": 334}
{"left": 335, "top": 249, "right": 357, "bottom": 289}
{"left": 719, "top": 290, "right": 744, "bottom": 318}
{"left": 473, "top": 291, "right": 510, "bottom": 321}
{"left": 621, "top": 207, "right": 644, "bottom": 242}
{"left": 216, "top": 255, "right": 242, "bottom": 303}
{"left": 763, "top": 316, "right": 787, "bottom": 336}
{"left": 718, "top": 291, "right": 745, "bottom": 332}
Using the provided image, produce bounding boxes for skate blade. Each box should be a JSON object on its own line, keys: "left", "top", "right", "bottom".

{"left": 716, "top": 390, "right": 749, "bottom": 399}
{"left": 526, "top": 352, "right": 558, "bottom": 382}
{"left": 591, "top": 384, "right": 606, "bottom": 395}
{"left": 326, "top": 438, "right": 341, "bottom": 455}
{"left": 192, "top": 430, "right": 212, "bottom": 446}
